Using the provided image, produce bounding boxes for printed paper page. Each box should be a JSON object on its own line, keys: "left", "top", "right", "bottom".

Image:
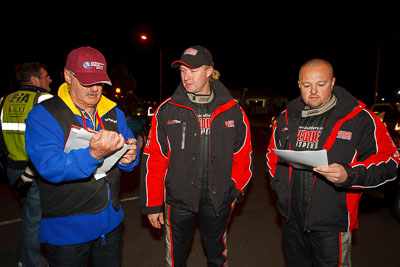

{"left": 273, "top": 149, "right": 329, "bottom": 170}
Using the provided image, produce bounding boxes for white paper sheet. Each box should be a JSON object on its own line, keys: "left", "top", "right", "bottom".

{"left": 64, "top": 126, "right": 129, "bottom": 179}
{"left": 272, "top": 149, "right": 329, "bottom": 170}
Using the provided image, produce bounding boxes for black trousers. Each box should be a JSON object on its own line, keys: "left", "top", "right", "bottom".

{"left": 283, "top": 221, "right": 352, "bottom": 267}
{"left": 164, "top": 199, "right": 235, "bottom": 267}
{"left": 46, "top": 224, "right": 122, "bottom": 267}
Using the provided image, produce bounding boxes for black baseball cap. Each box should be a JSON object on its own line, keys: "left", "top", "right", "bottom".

{"left": 171, "top": 45, "right": 214, "bottom": 69}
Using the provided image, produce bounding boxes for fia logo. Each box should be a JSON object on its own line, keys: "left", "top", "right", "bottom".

{"left": 9, "top": 93, "right": 30, "bottom": 103}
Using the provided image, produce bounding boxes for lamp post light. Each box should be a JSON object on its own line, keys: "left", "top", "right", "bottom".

{"left": 140, "top": 34, "right": 163, "bottom": 103}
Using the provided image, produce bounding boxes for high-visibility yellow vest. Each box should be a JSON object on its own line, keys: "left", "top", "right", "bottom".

{"left": 0, "top": 89, "right": 52, "bottom": 163}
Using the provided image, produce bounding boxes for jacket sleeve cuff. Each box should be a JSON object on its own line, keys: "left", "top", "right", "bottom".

{"left": 141, "top": 205, "right": 164, "bottom": 215}
{"left": 335, "top": 164, "right": 354, "bottom": 188}
{"left": 75, "top": 148, "right": 103, "bottom": 177}
{"left": 235, "top": 188, "right": 244, "bottom": 202}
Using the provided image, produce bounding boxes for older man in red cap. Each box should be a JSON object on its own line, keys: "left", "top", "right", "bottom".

{"left": 25, "top": 46, "right": 139, "bottom": 266}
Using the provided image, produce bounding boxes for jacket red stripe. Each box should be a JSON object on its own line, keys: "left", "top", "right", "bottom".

{"left": 143, "top": 98, "right": 171, "bottom": 208}
{"left": 232, "top": 106, "right": 253, "bottom": 194}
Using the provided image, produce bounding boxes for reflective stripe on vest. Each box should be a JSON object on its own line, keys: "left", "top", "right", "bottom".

{"left": 1, "top": 122, "right": 26, "bottom": 131}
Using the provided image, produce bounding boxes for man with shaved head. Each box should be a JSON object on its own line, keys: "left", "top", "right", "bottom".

{"left": 266, "top": 58, "right": 399, "bottom": 266}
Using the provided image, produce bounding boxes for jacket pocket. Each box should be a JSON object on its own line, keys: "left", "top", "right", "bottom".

{"left": 272, "top": 169, "right": 290, "bottom": 218}
{"left": 181, "top": 121, "right": 186, "bottom": 149}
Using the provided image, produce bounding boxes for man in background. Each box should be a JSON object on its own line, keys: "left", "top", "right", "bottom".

{"left": 0, "top": 62, "right": 52, "bottom": 267}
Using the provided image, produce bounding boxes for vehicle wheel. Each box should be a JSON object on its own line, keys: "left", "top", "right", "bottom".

{"left": 136, "top": 133, "right": 146, "bottom": 150}
{"left": 389, "top": 189, "right": 400, "bottom": 223}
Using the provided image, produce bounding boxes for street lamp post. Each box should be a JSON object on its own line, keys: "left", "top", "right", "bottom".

{"left": 140, "top": 34, "right": 163, "bottom": 103}
{"left": 375, "top": 39, "right": 383, "bottom": 104}
{"left": 375, "top": 33, "right": 400, "bottom": 104}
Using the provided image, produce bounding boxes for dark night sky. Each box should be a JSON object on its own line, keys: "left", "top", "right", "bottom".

{"left": 2, "top": 9, "right": 400, "bottom": 106}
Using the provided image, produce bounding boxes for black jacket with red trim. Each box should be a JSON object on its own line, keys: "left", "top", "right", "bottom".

{"left": 140, "top": 80, "right": 253, "bottom": 215}
{"left": 266, "top": 85, "right": 400, "bottom": 232}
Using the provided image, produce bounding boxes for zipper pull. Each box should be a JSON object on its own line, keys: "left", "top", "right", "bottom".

{"left": 101, "top": 233, "right": 106, "bottom": 246}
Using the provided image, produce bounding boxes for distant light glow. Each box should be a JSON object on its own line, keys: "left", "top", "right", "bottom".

{"left": 140, "top": 34, "right": 148, "bottom": 40}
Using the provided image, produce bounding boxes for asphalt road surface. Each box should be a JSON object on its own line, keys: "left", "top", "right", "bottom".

{"left": 1, "top": 125, "right": 400, "bottom": 266}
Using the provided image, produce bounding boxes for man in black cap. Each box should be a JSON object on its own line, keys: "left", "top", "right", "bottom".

{"left": 140, "top": 45, "right": 253, "bottom": 266}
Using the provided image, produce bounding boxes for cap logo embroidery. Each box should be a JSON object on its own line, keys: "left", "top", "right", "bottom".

{"left": 183, "top": 48, "right": 198, "bottom": 56}
{"left": 83, "top": 61, "right": 105, "bottom": 70}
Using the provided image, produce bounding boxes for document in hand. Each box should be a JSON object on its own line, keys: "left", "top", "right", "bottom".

{"left": 272, "top": 149, "right": 329, "bottom": 170}
{"left": 64, "top": 126, "right": 129, "bottom": 179}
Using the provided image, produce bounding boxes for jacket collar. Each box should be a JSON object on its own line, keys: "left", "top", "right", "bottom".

{"left": 19, "top": 84, "right": 48, "bottom": 93}
{"left": 57, "top": 82, "right": 116, "bottom": 118}
{"left": 170, "top": 80, "right": 234, "bottom": 108}
{"left": 287, "top": 85, "right": 360, "bottom": 119}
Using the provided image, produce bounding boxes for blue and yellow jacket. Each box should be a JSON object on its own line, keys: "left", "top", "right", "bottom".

{"left": 25, "top": 82, "right": 139, "bottom": 245}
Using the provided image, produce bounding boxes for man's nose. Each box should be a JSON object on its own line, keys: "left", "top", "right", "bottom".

{"left": 90, "top": 84, "right": 103, "bottom": 90}
{"left": 183, "top": 71, "right": 191, "bottom": 81}
{"left": 310, "top": 85, "right": 318, "bottom": 94}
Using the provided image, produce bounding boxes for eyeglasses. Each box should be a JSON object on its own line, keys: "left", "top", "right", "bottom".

{"left": 41, "top": 74, "right": 51, "bottom": 79}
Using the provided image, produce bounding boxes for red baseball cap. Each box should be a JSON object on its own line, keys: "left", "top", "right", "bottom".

{"left": 65, "top": 46, "right": 112, "bottom": 86}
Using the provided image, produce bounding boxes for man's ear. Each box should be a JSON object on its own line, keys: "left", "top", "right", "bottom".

{"left": 30, "top": 76, "right": 40, "bottom": 87}
{"left": 64, "top": 69, "right": 72, "bottom": 84}
{"left": 206, "top": 66, "right": 213, "bottom": 78}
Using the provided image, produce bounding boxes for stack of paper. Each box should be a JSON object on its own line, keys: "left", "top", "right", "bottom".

{"left": 64, "top": 126, "right": 129, "bottom": 179}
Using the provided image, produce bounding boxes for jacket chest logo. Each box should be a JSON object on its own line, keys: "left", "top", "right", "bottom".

{"left": 337, "top": 130, "right": 352, "bottom": 141}
{"left": 199, "top": 114, "right": 212, "bottom": 135}
{"left": 225, "top": 120, "right": 235, "bottom": 128}
{"left": 104, "top": 118, "right": 117, "bottom": 124}
{"left": 167, "top": 120, "right": 181, "bottom": 125}
{"left": 296, "top": 126, "right": 323, "bottom": 149}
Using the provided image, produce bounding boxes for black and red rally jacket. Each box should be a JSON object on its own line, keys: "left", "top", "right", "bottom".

{"left": 140, "top": 80, "right": 253, "bottom": 215}
{"left": 266, "top": 85, "right": 400, "bottom": 232}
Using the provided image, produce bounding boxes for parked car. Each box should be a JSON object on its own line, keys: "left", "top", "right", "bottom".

{"left": 126, "top": 106, "right": 154, "bottom": 150}
{"left": 370, "top": 102, "right": 400, "bottom": 119}
{"left": 366, "top": 103, "right": 400, "bottom": 223}
{"left": 371, "top": 102, "right": 400, "bottom": 147}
